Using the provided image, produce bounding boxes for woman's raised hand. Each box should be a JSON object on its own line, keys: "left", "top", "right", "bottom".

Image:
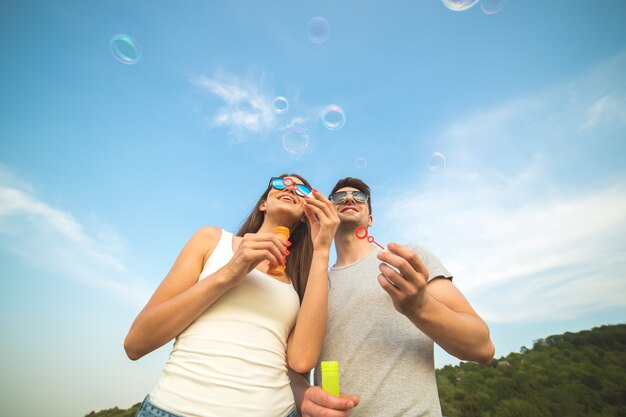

{"left": 223, "top": 232, "right": 290, "bottom": 286}
{"left": 303, "top": 190, "right": 340, "bottom": 251}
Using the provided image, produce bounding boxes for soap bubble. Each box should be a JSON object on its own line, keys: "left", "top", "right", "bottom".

{"left": 282, "top": 126, "right": 309, "bottom": 154}
{"left": 441, "top": 0, "right": 479, "bottom": 12}
{"left": 307, "top": 17, "right": 330, "bottom": 44}
{"left": 481, "top": 0, "right": 507, "bottom": 15}
{"left": 273, "top": 96, "right": 289, "bottom": 114}
{"left": 321, "top": 105, "right": 346, "bottom": 130}
{"left": 355, "top": 157, "right": 368, "bottom": 168}
{"left": 428, "top": 152, "right": 446, "bottom": 171}
{"left": 110, "top": 34, "right": 141, "bottom": 65}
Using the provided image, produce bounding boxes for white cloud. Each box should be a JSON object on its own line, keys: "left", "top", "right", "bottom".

{"left": 580, "top": 94, "right": 626, "bottom": 130}
{"left": 189, "top": 74, "right": 278, "bottom": 138}
{"left": 0, "top": 171, "right": 151, "bottom": 305}
{"left": 381, "top": 181, "right": 626, "bottom": 323}
{"left": 378, "top": 52, "right": 626, "bottom": 324}
{"left": 188, "top": 73, "right": 331, "bottom": 145}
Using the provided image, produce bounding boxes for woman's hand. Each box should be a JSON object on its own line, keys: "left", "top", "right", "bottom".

{"left": 303, "top": 190, "right": 340, "bottom": 251}
{"left": 223, "top": 232, "right": 290, "bottom": 286}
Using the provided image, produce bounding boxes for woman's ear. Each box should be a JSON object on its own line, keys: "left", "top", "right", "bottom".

{"left": 259, "top": 200, "right": 267, "bottom": 212}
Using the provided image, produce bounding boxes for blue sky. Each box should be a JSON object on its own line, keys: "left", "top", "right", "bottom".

{"left": 1, "top": 1, "right": 625, "bottom": 416}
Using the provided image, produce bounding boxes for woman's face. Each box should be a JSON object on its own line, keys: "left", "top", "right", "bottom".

{"left": 262, "top": 176, "right": 308, "bottom": 220}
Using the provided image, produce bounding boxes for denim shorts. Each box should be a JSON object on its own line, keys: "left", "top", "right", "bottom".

{"left": 136, "top": 395, "right": 298, "bottom": 417}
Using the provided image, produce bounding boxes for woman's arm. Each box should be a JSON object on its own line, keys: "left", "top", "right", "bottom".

{"left": 286, "top": 191, "right": 339, "bottom": 373}
{"left": 124, "top": 226, "right": 227, "bottom": 359}
{"left": 286, "top": 249, "right": 331, "bottom": 373}
{"left": 124, "top": 226, "right": 289, "bottom": 360}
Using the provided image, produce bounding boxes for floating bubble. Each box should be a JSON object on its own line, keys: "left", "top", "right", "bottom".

{"left": 355, "top": 157, "right": 368, "bottom": 168}
{"left": 480, "top": 0, "right": 507, "bottom": 15}
{"left": 273, "top": 96, "right": 289, "bottom": 114}
{"left": 110, "top": 34, "right": 141, "bottom": 65}
{"left": 428, "top": 152, "right": 446, "bottom": 171}
{"left": 282, "top": 126, "right": 309, "bottom": 154}
{"left": 441, "top": 0, "right": 479, "bottom": 12}
{"left": 321, "top": 105, "right": 346, "bottom": 130}
{"left": 307, "top": 17, "right": 330, "bottom": 44}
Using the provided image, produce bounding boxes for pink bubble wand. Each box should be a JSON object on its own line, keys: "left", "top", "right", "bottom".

{"left": 355, "top": 226, "right": 384, "bottom": 250}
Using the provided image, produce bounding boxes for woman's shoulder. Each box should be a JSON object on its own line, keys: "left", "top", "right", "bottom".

{"left": 190, "top": 226, "right": 226, "bottom": 265}
{"left": 187, "top": 226, "right": 223, "bottom": 251}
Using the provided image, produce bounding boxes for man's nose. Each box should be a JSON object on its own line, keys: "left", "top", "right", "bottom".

{"left": 344, "top": 194, "right": 357, "bottom": 204}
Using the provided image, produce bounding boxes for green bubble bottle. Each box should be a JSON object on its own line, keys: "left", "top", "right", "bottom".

{"left": 321, "top": 361, "right": 340, "bottom": 397}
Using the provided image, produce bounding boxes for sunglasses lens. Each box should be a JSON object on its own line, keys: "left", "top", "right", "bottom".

{"left": 353, "top": 192, "right": 368, "bottom": 203}
{"left": 330, "top": 192, "right": 347, "bottom": 203}
{"left": 271, "top": 177, "right": 287, "bottom": 190}
{"left": 294, "top": 184, "right": 312, "bottom": 197}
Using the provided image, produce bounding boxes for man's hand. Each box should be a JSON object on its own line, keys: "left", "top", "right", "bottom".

{"left": 301, "top": 386, "right": 359, "bottom": 417}
{"left": 376, "top": 242, "right": 430, "bottom": 317}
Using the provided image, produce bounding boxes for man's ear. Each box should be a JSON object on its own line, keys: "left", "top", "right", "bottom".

{"left": 368, "top": 215, "right": 373, "bottom": 227}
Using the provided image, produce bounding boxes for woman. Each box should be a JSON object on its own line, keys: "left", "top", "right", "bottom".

{"left": 124, "top": 174, "right": 339, "bottom": 417}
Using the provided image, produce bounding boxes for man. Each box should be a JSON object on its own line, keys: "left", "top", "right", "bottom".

{"left": 289, "top": 177, "right": 494, "bottom": 417}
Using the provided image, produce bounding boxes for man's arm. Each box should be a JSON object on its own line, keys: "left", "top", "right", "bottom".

{"left": 288, "top": 369, "right": 359, "bottom": 417}
{"left": 377, "top": 243, "right": 495, "bottom": 364}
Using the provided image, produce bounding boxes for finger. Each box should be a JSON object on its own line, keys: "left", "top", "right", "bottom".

{"left": 303, "top": 203, "right": 320, "bottom": 226}
{"left": 377, "top": 273, "right": 403, "bottom": 298}
{"left": 245, "top": 241, "right": 287, "bottom": 265}
{"left": 245, "top": 249, "right": 284, "bottom": 267}
{"left": 378, "top": 263, "right": 412, "bottom": 292}
{"left": 305, "top": 192, "right": 340, "bottom": 225}
{"left": 252, "top": 233, "right": 291, "bottom": 256}
{"left": 340, "top": 393, "right": 360, "bottom": 408}
{"left": 377, "top": 261, "right": 407, "bottom": 288}
{"left": 254, "top": 231, "right": 291, "bottom": 248}
{"left": 376, "top": 250, "right": 423, "bottom": 286}
{"left": 304, "top": 200, "right": 327, "bottom": 221}
{"left": 386, "top": 242, "right": 429, "bottom": 276}
{"left": 308, "top": 386, "right": 357, "bottom": 411}
{"left": 305, "top": 197, "right": 339, "bottom": 225}
{"left": 309, "top": 190, "right": 335, "bottom": 212}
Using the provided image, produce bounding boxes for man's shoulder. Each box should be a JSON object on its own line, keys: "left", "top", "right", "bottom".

{"left": 402, "top": 242, "right": 433, "bottom": 256}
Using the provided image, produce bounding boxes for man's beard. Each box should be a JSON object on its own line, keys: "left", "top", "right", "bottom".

{"left": 337, "top": 217, "right": 363, "bottom": 234}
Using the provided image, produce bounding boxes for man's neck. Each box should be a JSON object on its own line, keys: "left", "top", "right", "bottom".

{"left": 333, "top": 229, "right": 376, "bottom": 268}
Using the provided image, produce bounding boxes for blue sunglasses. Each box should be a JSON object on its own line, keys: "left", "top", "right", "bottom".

{"left": 269, "top": 177, "right": 312, "bottom": 198}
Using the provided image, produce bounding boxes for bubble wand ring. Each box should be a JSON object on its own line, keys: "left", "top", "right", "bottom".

{"left": 355, "top": 226, "right": 384, "bottom": 250}
{"left": 280, "top": 177, "right": 313, "bottom": 199}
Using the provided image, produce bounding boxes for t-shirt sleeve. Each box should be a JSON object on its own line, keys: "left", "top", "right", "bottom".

{"left": 406, "top": 244, "right": 453, "bottom": 282}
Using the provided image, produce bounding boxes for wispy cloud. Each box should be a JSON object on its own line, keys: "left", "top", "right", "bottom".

{"left": 580, "top": 93, "right": 626, "bottom": 130}
{"left": 0, "top": 167, "right": 151, "bottom": 305}
{"left": 378, "top": 52, "right": 626, "bottom": 324}
{"left": 189, "top": 73, "right": 278, "bottom": 139}
{"left": 188, "top": 72, "right": 330, "bottom": 146}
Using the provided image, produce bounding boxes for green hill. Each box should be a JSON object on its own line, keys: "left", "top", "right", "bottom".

{"left": 437, "top": 323, "right": 626, "bottom": 417}
{"left": 85, "top": 403, "right": 141, "bottom": 417}
{"left": 86, "top": 323, "right": 626, "bottom": 417}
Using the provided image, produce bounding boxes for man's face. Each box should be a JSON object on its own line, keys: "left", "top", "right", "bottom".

{"left": 331, "top": 186, "right": 372, "bottom": 227}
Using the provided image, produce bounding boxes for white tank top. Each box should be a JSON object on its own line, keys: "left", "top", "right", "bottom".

{"left": 149, "top": 230, "right": 300, "bottom": 417}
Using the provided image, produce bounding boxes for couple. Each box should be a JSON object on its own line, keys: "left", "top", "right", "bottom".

{"left": 124, "top": 174, "right": 495, "bottom": 417}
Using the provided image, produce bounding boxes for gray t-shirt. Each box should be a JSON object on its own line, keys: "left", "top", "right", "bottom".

{"left": 314, "top": 245, "right": 452, "bottom": 417}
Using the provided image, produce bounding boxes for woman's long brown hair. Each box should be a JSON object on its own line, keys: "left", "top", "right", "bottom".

{"left": 236, "top": 173, "right": 313, "bottom": 303}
